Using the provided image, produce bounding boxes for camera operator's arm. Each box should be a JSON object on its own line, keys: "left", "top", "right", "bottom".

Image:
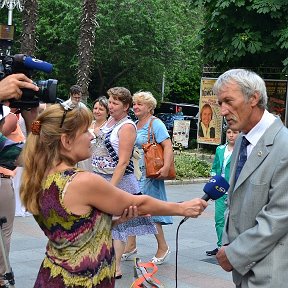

{"left": 21, "top": 107, "right": 39, "bottom": 134}
{"left": 0, "top": 74, "right": 39, "bottom": 101}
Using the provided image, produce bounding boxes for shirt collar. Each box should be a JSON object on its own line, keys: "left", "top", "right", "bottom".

{"left": 244, "top": 110, "right": 276, "bottom": 149}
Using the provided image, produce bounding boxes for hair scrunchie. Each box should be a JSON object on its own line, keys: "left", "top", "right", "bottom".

{"left": 31, "top": 120, "right": 41, "bottom": 135}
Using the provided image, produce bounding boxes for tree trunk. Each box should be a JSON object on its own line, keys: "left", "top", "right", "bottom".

{"left": 20, "top": 0, "right": 38, "bottom": 56}
{"left": 77, "top": 0, "right": 98, "bottom": 102}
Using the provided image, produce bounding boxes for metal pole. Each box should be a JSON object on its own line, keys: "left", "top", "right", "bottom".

{"left": 161, "top": 72, "right": 165, "bottom": 102}
{"left": 7, "top": 1, "right": 13, "bottom": 25}
{"left": 0, "top": 1, "right": 23, "bottom": 25}
{"left": 0, "top": 1, "right": 23, "bottom": 55}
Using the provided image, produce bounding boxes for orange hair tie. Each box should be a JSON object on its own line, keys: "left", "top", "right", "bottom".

{"left": 31, "top": 120, "right": 41, "bottom": 135}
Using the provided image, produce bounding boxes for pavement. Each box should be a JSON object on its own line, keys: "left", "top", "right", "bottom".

{"left": 9, "top": 181, "right": 234, "bottom": 288}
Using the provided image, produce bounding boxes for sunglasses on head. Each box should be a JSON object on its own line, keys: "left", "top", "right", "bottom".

{"left": 59, "top": 103, "right": 74, "bottom": 128}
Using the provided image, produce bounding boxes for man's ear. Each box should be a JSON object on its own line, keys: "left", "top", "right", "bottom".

{"left": 60, "top": 134, "right": 72, "bottom": 151}
{"left": 250, "top": 91, "right": 260, "bottom": 107}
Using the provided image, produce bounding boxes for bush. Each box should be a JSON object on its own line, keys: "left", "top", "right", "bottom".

{"left": 174, "top": 153, "right": 211, "bottom": 180}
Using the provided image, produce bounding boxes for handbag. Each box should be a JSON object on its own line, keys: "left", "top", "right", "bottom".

{"left": 142, "top": 117, "right": 176, "bottom": 180}
{"left": 132, "top": 146, "right": 142, "bottom": 180}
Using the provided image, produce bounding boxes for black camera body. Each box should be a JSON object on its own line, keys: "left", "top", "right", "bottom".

{"left": 0, "top": 54, "right": 58, "bottom": 109}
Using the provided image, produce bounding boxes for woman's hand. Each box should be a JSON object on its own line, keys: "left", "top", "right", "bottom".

{"left": 112, "top": 205, "right": 139, "bottom": 227}
{"left": 181, "top": 198, "right": 208, "bottom": 218}
{"left": 156, "top": 165, "right": 170, "bottom": 179}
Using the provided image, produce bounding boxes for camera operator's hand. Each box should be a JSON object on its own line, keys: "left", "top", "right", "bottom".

{"left": 0, "top": 74, "right": 39, "bottom": 101}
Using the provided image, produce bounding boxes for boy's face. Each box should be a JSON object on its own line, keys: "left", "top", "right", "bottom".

{"left": 71, "top": 93, "right": 82, "bottom": 105}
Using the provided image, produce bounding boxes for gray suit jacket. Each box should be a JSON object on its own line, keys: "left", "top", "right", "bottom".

{"left": 222, "top": 118, "right": 288, "bottom": 287}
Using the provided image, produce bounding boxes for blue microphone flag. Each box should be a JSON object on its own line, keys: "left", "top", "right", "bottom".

{"left": 23, "top": 56, "right": 53, "bottom": 73}
{"left": 203, "top": 175, "right": 229, "bottom": 200}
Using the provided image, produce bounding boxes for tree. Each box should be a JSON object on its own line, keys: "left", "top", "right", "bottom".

{"left": 21, "top": 0, "right": 38, "bottom": 55}
{"left": 76, "top": 0, "right": 98, "bottom": 101}
{"left": 194, "top": 0, "right": 288, "bottom": 74}
{"left": 2, "top": 0, "right": 205, "bottom": 103}
{"left": 36, "top": 0, "right": 81, "bottom": 98}
{"left": 89, "top": 0, "right": 204, "bottom": 103}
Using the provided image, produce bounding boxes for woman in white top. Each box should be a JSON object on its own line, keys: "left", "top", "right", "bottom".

{"left": 91, "top": 87, "right": 156, "bottom": 279}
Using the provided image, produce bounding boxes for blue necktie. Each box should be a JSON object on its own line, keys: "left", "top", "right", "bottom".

{"left": 235, "top": 136, "right": 250, "bottom": 182}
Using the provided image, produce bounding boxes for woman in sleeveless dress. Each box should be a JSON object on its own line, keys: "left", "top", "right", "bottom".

{"left": 20, "top": 103, "right": 207, "bottom": 287}
{"left": 91, "top": 87, "right": 156, "bottom": 278}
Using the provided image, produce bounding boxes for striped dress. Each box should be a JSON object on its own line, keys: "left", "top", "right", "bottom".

{"left": 33, "top": 169, "right": 115, "bottom": 288}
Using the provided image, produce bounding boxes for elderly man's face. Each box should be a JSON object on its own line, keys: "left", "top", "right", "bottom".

{"left": 217, "top": 81, "right": 257, "bottom": 133}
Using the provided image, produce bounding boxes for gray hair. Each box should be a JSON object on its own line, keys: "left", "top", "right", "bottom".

{"left": 213, "top": 69, "right": 267, "bottom": 109}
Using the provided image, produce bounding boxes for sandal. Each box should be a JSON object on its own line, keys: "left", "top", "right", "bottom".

{"left": 121, "top": 248, "right": 137, "bottom": 261}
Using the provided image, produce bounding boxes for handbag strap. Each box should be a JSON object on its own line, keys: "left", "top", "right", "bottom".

{"left": 147, "top": 117, "right": 157, "bottom": 144}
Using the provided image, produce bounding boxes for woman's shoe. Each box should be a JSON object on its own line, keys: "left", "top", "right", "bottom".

{"left": 115, "top": 274, "right": 122, "bottom": 279}
{"left": 121, "top": 248, "right": 137, "bottom": 261}
{"left": 151, "top": 247, "right": 171, "bottom": 265}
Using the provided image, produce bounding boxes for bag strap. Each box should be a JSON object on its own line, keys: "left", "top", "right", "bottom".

{"left": 147, "top": 117, "right": 157, "bottom": 144}
{"left": 104, "top": 117, "right": 134, "bottom": 174}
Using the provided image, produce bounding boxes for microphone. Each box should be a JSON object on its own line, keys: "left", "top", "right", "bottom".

{"left": 23, "top": 56, "right": 53, "bottom": 73}
{"left": 13, "top": 54, "right": 53, "bottom": 73}
{"left": 182, "top": 175, "right": 229, "bottom": 223}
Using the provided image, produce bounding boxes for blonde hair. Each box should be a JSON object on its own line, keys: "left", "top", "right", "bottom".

{"left": 132, "top": 91, "right": 157, "bottom": 114}
{"left": 20, "top": 104, "right": 93, "bottom": 214}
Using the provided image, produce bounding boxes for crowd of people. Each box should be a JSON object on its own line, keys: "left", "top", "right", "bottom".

{"left": 1, "top": 68, "right": 288, "bottom": 288}
{"left": 0, "top": 78, "right": 206, "bottom": 288}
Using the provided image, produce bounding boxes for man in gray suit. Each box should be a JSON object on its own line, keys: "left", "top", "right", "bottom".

{"left": 213, "top": 69, "right": 288, "bottom": 287}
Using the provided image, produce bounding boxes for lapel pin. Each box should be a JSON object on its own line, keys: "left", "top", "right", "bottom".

{"left": 257, "top": 151, "right": 262, "bottom": 157}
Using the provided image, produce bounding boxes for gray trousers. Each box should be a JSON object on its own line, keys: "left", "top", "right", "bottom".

{"left": 0, "top": 177, "right": 15, "bottom": 276}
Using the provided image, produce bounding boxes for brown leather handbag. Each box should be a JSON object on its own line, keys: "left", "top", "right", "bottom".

{"left": 142, "top": 117, "right": 176, "bottom": 180}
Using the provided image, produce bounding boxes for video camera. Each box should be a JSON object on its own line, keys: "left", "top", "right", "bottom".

{"left": 0, "top": 53, "right": 58, "bottom": 109}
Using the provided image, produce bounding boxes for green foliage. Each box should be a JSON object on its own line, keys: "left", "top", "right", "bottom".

{"left": 0, "top": 0, "right": 81, "bottom": 99}
{"left": 36, "top": 0, "right": 81, "bottom": 98}
{"left": 0, "top": 0, "right": 204, "bottom": 103}
{"left": 87, "top": 0, "right": 205, "bottom": 102}
{"left": 174, "top": 153, "right": 211, "bottom": 180}
{"left": 193, "top": 0, "right": 288, "bottom": 72}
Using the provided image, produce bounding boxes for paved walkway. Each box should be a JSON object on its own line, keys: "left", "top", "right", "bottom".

{"left": 9, "top": 182, "right": 234, "bottom": 288}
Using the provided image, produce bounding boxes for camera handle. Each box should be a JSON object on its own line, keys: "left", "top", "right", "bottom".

{"left": 0, "top": 217, "right": 15, "bottom": 288}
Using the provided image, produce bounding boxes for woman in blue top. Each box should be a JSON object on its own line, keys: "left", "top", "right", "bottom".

{"left": 123, "top": 91, "right": 174, "bottom": 265}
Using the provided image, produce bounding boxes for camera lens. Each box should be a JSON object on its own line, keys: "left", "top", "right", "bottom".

{"left": 35, "top": 79, "right": 58, "bottom": 103}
